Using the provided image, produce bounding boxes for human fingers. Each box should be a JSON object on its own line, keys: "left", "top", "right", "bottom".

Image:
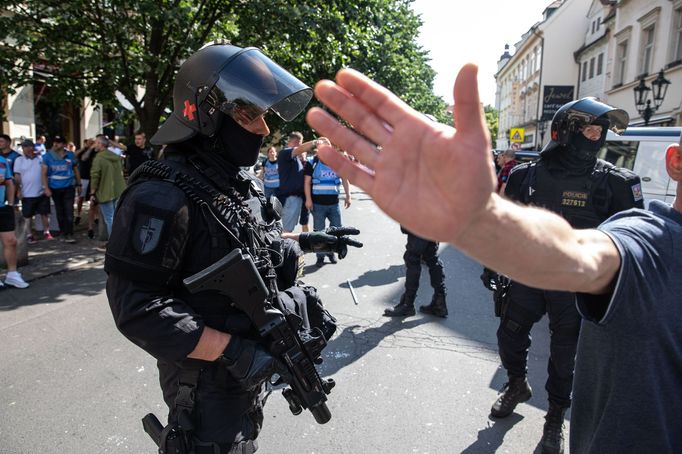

{"left": 335, "top": 68, "right": 414, "bottom": 130}
{"left": 307, "top": 107, "right": 379, "bottom": 169}
{"left": 453, "top": 64, "right": 488, "bottom": 145}
{"left": 313, "top": 76, "right": 393, "bottom": 146}
{"left": 326, "top": 226, "right": 360, "bottom": 236}
{"left": 340, "top": 236, "right": 363, "bottom": 248}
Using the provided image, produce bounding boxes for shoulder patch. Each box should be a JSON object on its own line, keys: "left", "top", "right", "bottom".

{"left": 631, "top": 183, "right": 643, "bottom": 202}
{"left": 133, "top": 215, "right": 165, "bottom": 255}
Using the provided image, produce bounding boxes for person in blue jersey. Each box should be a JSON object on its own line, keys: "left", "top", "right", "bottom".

{"left": 41, "top": 135, "right": 81, "bottom": 243}
{"left": 303, "top": 138, "right": 351, "bottom": 267}
{"left": 0, "top": 152, "right": 28, "bottom": 289}
{"left": 0, "top": 134, "right": 21, "bottom": 173}
{"left": 259, "top": 146, "right": 280, "bottom": 200}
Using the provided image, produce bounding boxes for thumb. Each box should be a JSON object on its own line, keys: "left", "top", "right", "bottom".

{"left": 453, "top": 64, "right": 487, "bottom": 143}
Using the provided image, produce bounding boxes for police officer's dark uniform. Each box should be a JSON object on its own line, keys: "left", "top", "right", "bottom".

{"left": 383, "top": 226, "right": 448, "bottom": 318}
{"left": 491, "top": 98, "right": 644, "bottom": 454}
{"left": 105, "top": 44, "right": 360, "bottom": 453}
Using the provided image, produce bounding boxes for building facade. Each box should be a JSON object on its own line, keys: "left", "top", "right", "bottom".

{"left": 496, "top": 0, "right": 592, "bottom": 150}
{"left": 496, "top": 0, "right": 681, "bottom": 145}
{"left": 605, "top": 0, "right": 682, "bottom": 126}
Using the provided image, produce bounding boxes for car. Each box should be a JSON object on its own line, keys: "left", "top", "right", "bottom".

{"left": 601, "top": 126, "right": 681, "bottom": 206}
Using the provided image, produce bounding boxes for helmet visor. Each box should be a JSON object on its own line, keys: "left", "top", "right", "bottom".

{"left": 209, "top": 49, "right": 313, "bottom": 124}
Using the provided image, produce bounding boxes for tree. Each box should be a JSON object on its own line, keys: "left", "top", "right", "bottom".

{"left": 0, "top": 0, "right": 240, "bottom": 140}
{"left": 484, "top": 105, "right": 499, "bottom": 149}
{"left": 0, "top": 0, "right": 447, "bottom": 142}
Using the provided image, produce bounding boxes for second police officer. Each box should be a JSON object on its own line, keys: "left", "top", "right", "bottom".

{"left": 492, "top": 98, "right": 644, "bottom": 454}
{"left": 105, "top": 43, "right": 361, "bottom": 454}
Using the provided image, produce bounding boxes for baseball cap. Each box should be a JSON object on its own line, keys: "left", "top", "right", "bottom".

{"left": 52, "top": 135, "right": 67, "bottom": 143}
{"left": 20, "top": 139, "right": 35, "bottom": 147}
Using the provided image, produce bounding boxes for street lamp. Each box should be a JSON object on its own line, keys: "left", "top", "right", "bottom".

{"left": 633, "top": 69, "right": 671, "bottom": 126}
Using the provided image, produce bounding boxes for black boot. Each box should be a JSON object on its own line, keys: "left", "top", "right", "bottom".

{"left": 490, "top": 376, "right": 532, "bottom": 418}
{"left": 384, "top": 293, "right": 416, "bottom": 317}
{"left": 540, "top": 402, "right": 566, "bottom": 454}
{"left": 419, "top": 292, "right": 448, "bottom": 318}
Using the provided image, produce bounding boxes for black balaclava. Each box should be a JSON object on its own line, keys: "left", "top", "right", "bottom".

{"left": 547, "top": 117, "right": 609, "bottom": 176}
{"left": 211, "top": 114, "right": 264, "bottom": 168}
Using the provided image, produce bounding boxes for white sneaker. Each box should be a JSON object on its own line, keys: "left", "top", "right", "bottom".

{"left": 4, "top": 273, "right": 29, "bottom": 289}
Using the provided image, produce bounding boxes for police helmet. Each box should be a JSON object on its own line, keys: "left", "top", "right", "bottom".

{"left": 541, "top": 97, "right": 628, "bottom": 154}
{"left": 151, "top": 43, "right": 313, "bottom": 145}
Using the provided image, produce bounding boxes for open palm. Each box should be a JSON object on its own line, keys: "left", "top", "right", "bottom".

{"left": 306, "top": 65, "right": 496, "bottom": 243}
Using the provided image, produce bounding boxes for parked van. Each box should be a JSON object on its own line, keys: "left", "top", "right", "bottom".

{"left": 601, "top": 127, "right": 681, "bottom": 206}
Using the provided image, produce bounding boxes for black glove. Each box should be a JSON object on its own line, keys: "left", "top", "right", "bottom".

{"left": 298, "top": 226, "right": 363, "bottom": 259}
{"left": 218, "top": 336, "right": 288, "bottom": 390}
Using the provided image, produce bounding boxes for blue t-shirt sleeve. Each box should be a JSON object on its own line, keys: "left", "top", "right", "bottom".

{"left": 1, "top": 157, "right": 11, "bottom": 179}
{"left": 576, "top": 210, "right": 671, "bottom": 325}
{"left": 278, "top": 147, "right": 294, "bottom": 162}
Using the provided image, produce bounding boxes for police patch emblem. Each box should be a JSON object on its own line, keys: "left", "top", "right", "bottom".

{"left": 631, "top": 183, "right": 643, "bottom": 202}
{"left": 136, "top": 217, "right": 164, "bottom": 255}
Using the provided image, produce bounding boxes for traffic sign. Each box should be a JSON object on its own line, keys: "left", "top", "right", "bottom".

{"left": 510, "top": 128, "right": 524, "bottom": 143}
{"left": 511, "top": 142, "right": 521, "bottom": 151}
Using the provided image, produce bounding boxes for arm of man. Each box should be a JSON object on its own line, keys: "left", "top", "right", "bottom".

{"left": 342, "top": 178, "right": 351, "bottom": 208}
{"left": 5, "top": 178, "right": 15, "bottom": 205}
{"left": 291, "top": 140, "right": 317, "bottom": 158}
{"left": 41, "top": 163, "right": 51, "bottom": 197}
{"left": 304, "top": 174, "right": 313, "bottom": 211}
{"left": 306, "top": 66, "right": 621, "bottom": 295}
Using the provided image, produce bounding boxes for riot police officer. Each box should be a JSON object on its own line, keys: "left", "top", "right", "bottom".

{"left": 491, "top": 98, "right": 643, "bottom": 454}
{"left": 105, "top": 43, "right": 361, "bottom": 453}
{"left": 383, "top": 226, "right": 448, "bottom": 317}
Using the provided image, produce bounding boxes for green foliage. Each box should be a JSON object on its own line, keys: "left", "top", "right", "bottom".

{"left": 0, "top": 0, "right": 447, "bottom": 142}
{"left": 484, "top": 105, "right": 499, "bottom": 149}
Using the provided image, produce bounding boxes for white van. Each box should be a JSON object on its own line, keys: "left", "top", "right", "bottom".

{"left": 601, "top": 127, "right": 681, "bottom": 206}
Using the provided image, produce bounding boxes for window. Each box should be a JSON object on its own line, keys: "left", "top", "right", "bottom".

{"left": 597, "top": 141, "right": 637, "bottom": 170}
{"left": 596, "top": 17, "right": 601, "bottom": 32}
{"left": 616, "top": 40, "right": 628, "bottom": 85}
{"left": 591, "top": 21, "right": 596, "bottom": 34}
{"left": 589, "top": 57, "right": 595, "bottom": 78}
{"left": 639, "top": 24, "right": 655, "bottom": 75}
{"left": 582, "top": 61, "right": 588, "bottom": 81}
{"left": 597, "top": 53, "right": 604, "bottom": 75}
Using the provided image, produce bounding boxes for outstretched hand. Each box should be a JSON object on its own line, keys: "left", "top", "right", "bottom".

{"left": 298, "top": 226, "right": 363, "bottom": 259}
{"left": 306, "top": 65, "right": 495, "bottom": 244}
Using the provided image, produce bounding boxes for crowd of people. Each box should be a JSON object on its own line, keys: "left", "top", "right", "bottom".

{"left": 0, "top": 131, "right": 154, "bottom": 289}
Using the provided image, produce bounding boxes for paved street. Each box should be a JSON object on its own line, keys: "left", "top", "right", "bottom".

{"left": 0, "top": 191, "right": 562, "bottom": 454}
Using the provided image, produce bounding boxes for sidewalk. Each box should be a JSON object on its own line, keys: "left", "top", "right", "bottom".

{"left": 15, "top": 208, "right": 107, "bottom": 283}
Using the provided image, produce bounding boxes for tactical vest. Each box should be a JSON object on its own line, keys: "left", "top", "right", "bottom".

{"left": 516, "top": 159, "right": 615, "bottom": 229}
{"left": 311, "top": 159, "right": 341, "bottom": 196}
{"left": 263, "top": 159, "right": 279, "bottom": 188}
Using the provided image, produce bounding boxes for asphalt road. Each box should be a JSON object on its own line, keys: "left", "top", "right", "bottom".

{"left": 0, "top": 192, "right": 562, "bottom": 453}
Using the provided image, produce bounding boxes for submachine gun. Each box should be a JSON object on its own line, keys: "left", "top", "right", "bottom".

{"left": 480, "top": 267, "right": 512, "bottom": 317}
{"left": 183, "top": 248, "right": 335, "bottom": 424}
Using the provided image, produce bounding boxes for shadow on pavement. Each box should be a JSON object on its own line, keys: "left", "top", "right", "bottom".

{"left": 460, "top": 413, "right": 525, "bottom": 454}
{"left": 339, "top": 264, "right": 404, "bottom": 288}
{"left": 0, "top": 267, "right": 106, "bottom": 311}
{"left": 320, "top": 315, "right": 429, "bottom": 377}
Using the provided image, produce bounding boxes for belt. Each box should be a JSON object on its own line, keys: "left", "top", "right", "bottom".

{"left": 194, "top": 439, "right": 257, "bottom": 454}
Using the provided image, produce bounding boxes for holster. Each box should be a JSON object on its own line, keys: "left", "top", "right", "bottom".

{"left": 493, "top": 280, "right": 512, "bottom": 318}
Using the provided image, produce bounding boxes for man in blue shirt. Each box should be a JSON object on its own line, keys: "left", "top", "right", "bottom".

{"left": 276, "top": 132, "right": 318, "bottom": 232}
{"left": 307, "top": 66, "right": 682, "bottom": 454}
{"left": 0, "top": 134, "right": 21, "bottom": 173}
{"left": 41, "top": 135, "right": 81, "bottom": 243}
{"left": 0, "top": 153, "right": 29, "bottom": 289}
